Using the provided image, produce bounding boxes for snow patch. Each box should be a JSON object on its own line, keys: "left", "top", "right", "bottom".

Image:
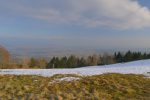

{"left": 145, "top": 72, "right": 150, "bottom": 78}
{"left": 0, "top": 59, "right": 150, "bottom": 77}
{"left": 56, "top": 77, "right": 80, "bottom": 82}
{"left": 49, "top": 77, "right": 80, "bottom": 84}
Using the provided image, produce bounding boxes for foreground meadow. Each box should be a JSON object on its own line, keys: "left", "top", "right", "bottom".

{"left": 0, "top": 73, "right": 149, "bottom": 100}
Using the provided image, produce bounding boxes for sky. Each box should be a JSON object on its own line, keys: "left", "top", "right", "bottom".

{"left": 1, "top": 0, "right": 150, "bottom": 56}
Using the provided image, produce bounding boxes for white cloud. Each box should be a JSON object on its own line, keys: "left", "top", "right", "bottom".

{"left": 2, "top": 0, "right": 150, "bottom": 29}
{"left": 68, "top": 0, "right": 150, "bottom": 29}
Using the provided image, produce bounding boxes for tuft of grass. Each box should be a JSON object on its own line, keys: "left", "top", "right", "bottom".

{"left": 0, "top": 73, "right": 149, "bottom": 99}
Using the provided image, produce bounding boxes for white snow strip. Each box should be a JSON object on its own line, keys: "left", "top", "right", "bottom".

{"left": 56, "top": 77, "right": 80, "bottom": 82}
{"left": 0, "top": 59, "right": 150, "bottom": 77}
{"left": 49, "top": 77, "right": 80, "bottom": 84}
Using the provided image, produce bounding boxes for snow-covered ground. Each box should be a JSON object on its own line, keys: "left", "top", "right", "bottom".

{"left": 0, "top": 59, "right": 150, "bottom": 77}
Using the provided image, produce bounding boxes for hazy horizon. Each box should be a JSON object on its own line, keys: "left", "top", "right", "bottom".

{"left": 1, "top": 0, "right": 150, "bottom": 57}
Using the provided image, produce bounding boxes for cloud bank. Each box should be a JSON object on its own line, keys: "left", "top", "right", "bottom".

{"left": 1, "top": 0, "right": 150, "bottom": 29}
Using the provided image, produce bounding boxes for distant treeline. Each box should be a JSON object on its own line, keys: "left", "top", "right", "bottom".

{"left": 1, "top": 51, "right": 150, "bottom": 69}
{"left": 46, "top": 51, "right": 150, "bottom": 68}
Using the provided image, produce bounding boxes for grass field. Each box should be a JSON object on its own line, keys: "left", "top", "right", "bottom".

{"left": 0, "top": 73, "right": 149, "bottom": 100}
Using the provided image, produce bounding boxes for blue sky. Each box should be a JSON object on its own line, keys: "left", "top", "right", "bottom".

{"left": 1, "top": 0, "right": 150, "bottom": 55}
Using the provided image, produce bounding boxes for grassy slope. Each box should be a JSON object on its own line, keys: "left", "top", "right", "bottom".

{"left": 0, "top": 74, "right": 149, "bottom": 100}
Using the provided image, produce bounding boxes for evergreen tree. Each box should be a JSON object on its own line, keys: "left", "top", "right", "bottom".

{"left": 114, "top": 52, "right": 123, "bottom": 63}
{"left": 77, "top": 57, "right": 87, "bottom": 67}
{"left": 59, "top": 56, "right": 67, "bottom": 68}
{"left": 29, "top": 58, "right": 37, "bottom": 68}
{"left": 124, "top": 51, "right": 135, "bottom": 62}
{"left": 46, "top": 57, "right": 56, "bottom": 68}
{"left": 67, "top": 55, "right": 77, "bottom": 68}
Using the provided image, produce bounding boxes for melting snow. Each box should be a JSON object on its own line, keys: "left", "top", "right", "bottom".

{"left": 49, "top": 77, "right": 80, "bottom": 84}
{"left": 56, "top": 77, "right": 80, "bottom": 82}
{"left": 0, "top": 59, "right": 150, "bottom": 77}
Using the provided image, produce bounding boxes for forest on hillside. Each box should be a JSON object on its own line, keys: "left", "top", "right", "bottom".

{"left": 1, "top": 50, "right": 150, "bottom": 69}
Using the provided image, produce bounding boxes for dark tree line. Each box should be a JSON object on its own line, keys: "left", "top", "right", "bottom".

{"left": 4, "top": 50, "right": 150, "bottom": 69}
{"left": 114, "top": 51, "right": 150, "bottom": 63}
{"left": 46, "top": 55, "right": 87, "bottom": 68}
{"left": 46, "top": 54, "right": 115, "bottom": 68}
{"left": 46, "top": 51, "right": 150, "bottom": 69}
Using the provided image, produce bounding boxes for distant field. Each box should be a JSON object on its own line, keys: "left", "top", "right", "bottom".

{"left": 0, "top": 74, "right": 149, "bottom": 99}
